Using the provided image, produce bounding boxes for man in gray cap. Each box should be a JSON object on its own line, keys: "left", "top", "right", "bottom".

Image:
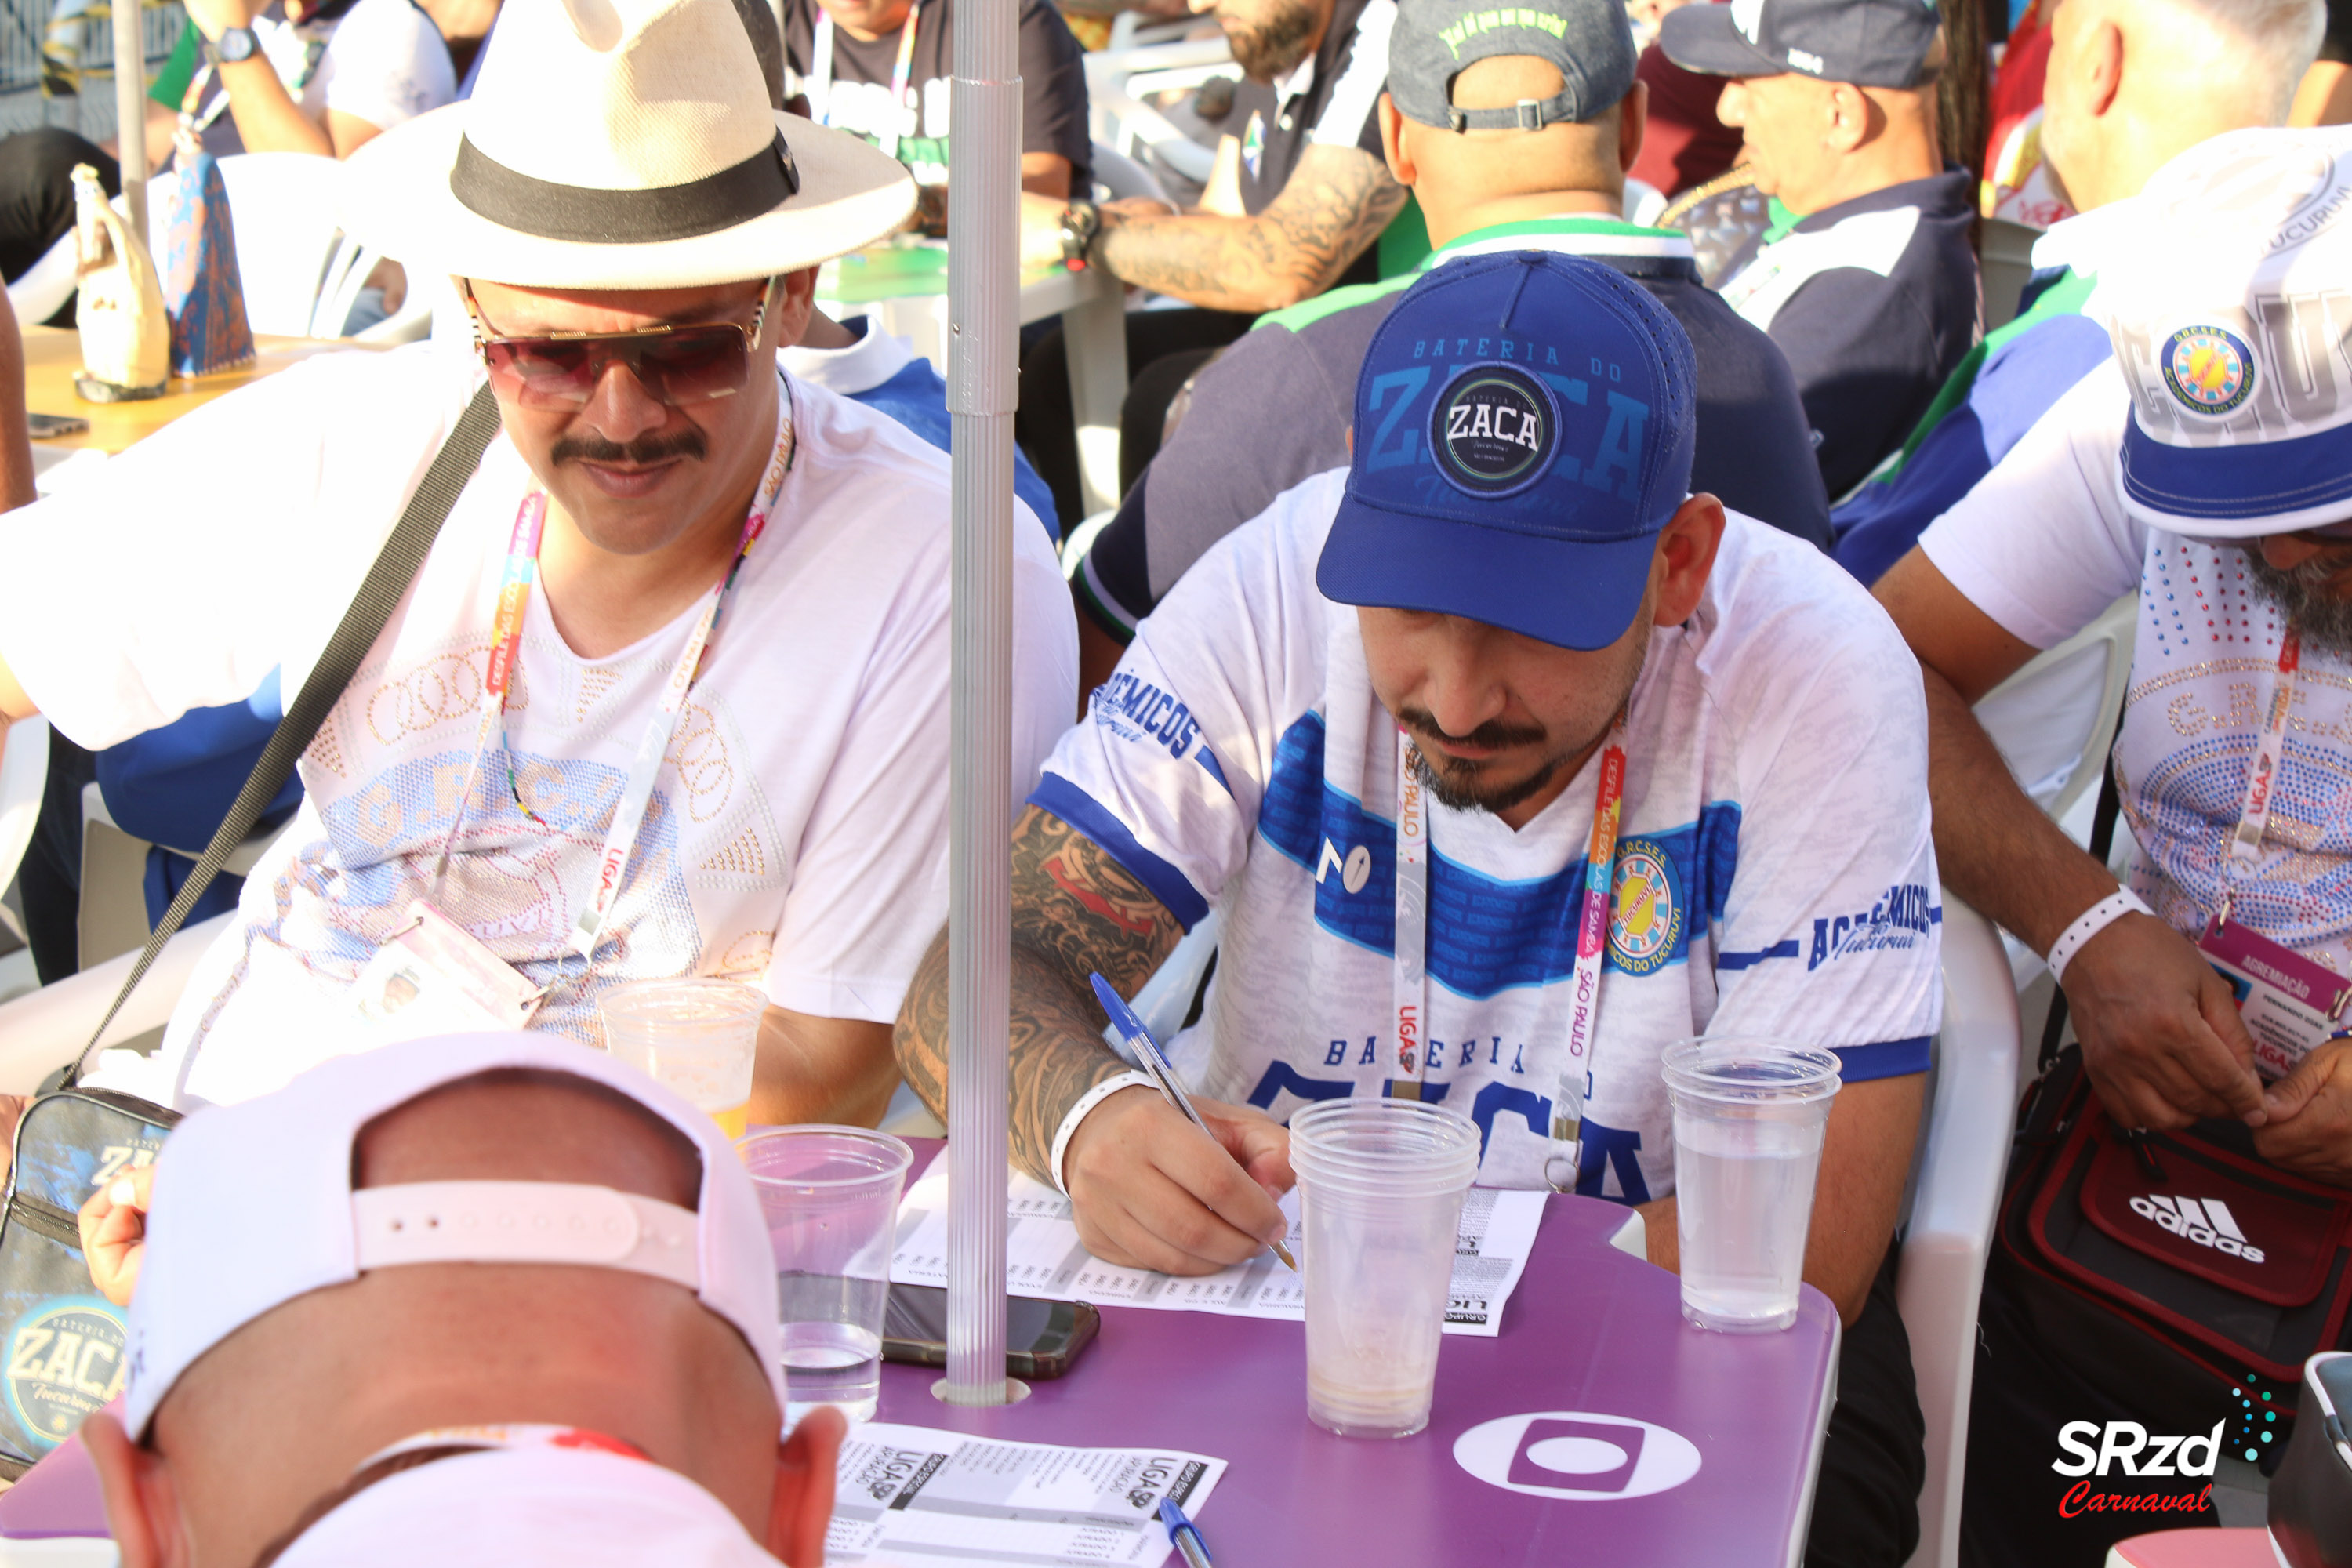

{"left": 1065, "top": 0, "right": 1831, "bottom": 697}
{"left": 1662, "top": 0, "right": 1979, "bottom": 499}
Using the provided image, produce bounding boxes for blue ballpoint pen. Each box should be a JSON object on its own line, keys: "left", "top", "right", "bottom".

{"left": 1159, "top": 1494, "right": 1214, "bottom": 1568}
{"left": 1088, "top": 971, "right": 1298, "bottom": 1271}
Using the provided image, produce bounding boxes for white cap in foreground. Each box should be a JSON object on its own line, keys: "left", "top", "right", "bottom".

{"left": 124, "top": 1031, "right": 783, "bottom": 1439}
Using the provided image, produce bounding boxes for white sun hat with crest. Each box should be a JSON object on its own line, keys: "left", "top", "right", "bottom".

{"left": 2104, "top": 125, "right": 2352, "bottom": 536}
{"left": 336, "top": 0, "right": 915, "bottom": 290}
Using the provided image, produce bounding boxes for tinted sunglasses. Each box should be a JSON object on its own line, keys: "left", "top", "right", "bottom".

{"left": 461, "top": 278, "right": 776, "bottom": 410}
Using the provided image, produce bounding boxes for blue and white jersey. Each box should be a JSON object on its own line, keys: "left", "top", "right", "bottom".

{"left": 1036, "top": 471, "right": 1941, "bottom": 1197}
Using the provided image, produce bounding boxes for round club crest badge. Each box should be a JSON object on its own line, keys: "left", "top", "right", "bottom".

{"left": 1431, "top": 364, "right": 1559, "bottom": 499}
{"left": 2161, "top": 325, "right": 2256, "bottom": 416}
{"left": 4, "top": 1296, "right": 128, "bottom": 1451}
{"left": 1608, "top": 840, "right": 1682, "bottom": 976}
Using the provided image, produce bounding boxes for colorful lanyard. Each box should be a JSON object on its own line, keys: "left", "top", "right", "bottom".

{"left": 431, "top": 387, "right": 795, "bottom": 962}
{"left": 2232, "top": 626, "right": 2300, "bottom": 864}
{"left": 1389, "top": 721, "right": 1628, "bottom": 1169}
{"left": 809, "top": 5, "right": 920, "bottom": 160}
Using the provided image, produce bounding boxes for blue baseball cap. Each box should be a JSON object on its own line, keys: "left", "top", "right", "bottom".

{"left": 1316, "top": 251, "right": 1697, "bottom": 652}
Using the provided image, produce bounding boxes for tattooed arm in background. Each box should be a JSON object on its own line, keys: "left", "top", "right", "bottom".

{"left": 894, "top": 805, "right": 1295, "bottom": 1275}
{"left": 1019, "top": 145, "right": 1406, "bottom": 314}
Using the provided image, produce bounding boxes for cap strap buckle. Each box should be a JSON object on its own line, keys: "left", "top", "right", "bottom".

{"left": 1443, "top": 89, "right": 1578, "bottom": 133}
{"left": 352, "top": 1181, "right": 701, "bottom": 1290}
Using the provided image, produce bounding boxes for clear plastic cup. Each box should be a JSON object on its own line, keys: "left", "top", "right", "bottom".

{"left": 600, "top": 978, "right": 764, "bottom": 1139}
{"left": 1290, "top": 1098, "right": 1482, "bottom": 1439}
{"left": 736, "top": 1127, "right": 913, "bottom": 1425}
{"left": 1663, "top": 1036, "right": 1843, "bottom": 1334}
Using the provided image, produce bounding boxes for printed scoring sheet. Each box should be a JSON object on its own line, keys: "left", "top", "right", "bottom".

{"left": 888, "top": 1166, "right": 1547, "bottom": 1335}
{"left": 829, "top": 1423, "right": 1224, "bottom": 1568}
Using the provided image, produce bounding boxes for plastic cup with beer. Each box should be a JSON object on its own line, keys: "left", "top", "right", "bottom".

{"left": 1290, "top": 1098, "right": 1482, "bottom": 1439}
{"left": 1662, "top": 1036, "right": 1842, "bottom": 1333}
{"left": 599, "top": 977, "right": 764, "bottom": 1138}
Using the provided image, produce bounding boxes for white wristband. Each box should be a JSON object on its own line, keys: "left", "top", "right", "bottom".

{"left": 2047, "top": 889, "right": 2154, "bottom": 984}
{"left": 1049, "top": 1071, "right": 1157, "bottom": 1196}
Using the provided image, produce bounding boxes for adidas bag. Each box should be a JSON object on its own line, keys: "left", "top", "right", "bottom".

{"left": 1996, "top": 1044, "right": 2352, "bottom": 1446}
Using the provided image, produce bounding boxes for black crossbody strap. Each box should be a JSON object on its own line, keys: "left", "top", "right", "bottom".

{"left": 67, "top": 383, "right": 503, "bottom": 1080}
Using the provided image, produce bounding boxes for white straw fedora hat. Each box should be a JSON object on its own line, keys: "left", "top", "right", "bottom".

{"left": 337, "top": 0, "right": 915, "bottom": 290}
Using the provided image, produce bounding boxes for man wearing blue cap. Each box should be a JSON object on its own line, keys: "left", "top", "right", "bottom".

{"left": 901, "top": 251, "right": 1938, "bottom": 1564}
{"left": 1661, "top": 0, "right": 1978, "bottom": 499}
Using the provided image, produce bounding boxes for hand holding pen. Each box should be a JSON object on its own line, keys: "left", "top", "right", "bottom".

{"left": 1059, "top": 972, "right": 1297, "bottom": 1276}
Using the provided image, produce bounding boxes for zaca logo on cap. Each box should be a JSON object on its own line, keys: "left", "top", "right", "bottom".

{"left": 1432, "top": 365, "right": 1559, "bottom": 497}
{"left": 1730, "top": 0, "right": 1765, "bottom": 44}
{"left": 2162, "top": 325, "right": 2256, "bottom": 416}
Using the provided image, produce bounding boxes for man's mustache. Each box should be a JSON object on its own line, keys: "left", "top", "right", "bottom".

{"left": 550, "top": 430, "right": 708, "bottom": 467}
{"left": 1396, "top": 706, "right": 1548, "bottom": 757}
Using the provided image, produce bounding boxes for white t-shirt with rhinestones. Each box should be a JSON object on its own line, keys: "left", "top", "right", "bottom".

{"left": 1922, "top": 358, "right": 2352, "bottom": 976}
{"left": 0, "top": 343, "right": 1077, "bottom": 1108}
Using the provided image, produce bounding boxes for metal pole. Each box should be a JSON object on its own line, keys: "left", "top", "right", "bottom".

{"left": 937, "top": 0, "right": 1020, "bottom": 1407}
{"left": 112, "top": 0, "right": 147, "bottom": 241}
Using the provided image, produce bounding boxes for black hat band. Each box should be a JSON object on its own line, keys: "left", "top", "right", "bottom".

{"left": 449, "top": 132, "right": 801, "bottom": 245}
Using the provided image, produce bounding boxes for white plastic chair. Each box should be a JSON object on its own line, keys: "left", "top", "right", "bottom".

{"left": 5, "top": 232, "right": 78, "bottom": 328}
{"left": 1091, "top": 142, "right": 1171, "bottom": 208}
{"left": 0, "top": 910, "right": 236, "bottom": 1094}
{"left": 1897, "top": 891, "right": 2024, "bottom": 1568}
{"left": 0, "top": 719, "right": 48, "bottom": 906}
{"left": 1973, "top": 593, "right": 2136, "bottom": 831}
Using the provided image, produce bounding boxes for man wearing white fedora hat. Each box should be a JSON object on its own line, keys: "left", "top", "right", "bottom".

{"left": 0, "top": 0, "right": 1077, "bottom": 1120}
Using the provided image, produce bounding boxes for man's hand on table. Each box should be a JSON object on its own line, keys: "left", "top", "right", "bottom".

{"left": 1018, "top": 193, "right": 1184, "bottom": 275}
{"left": 2255, "top": 1040, "right": 2352, "bottom": 1185}
{"left": 1018, "top": 193, "right": 1072, "bottom": 274}
{"left": 78, "top": 1162, "right": 154, "bottom": 1307}
{"left": 1062, "top": 1087, "right": 1293, "bottom": 1276}
{"left": 2064, "top": 912, "right": 2267, "bottom": 1132}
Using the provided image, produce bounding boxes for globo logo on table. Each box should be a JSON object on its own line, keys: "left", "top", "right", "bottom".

{"left": 1453, "top": 1411, "right": 1702, "bottom": 1500}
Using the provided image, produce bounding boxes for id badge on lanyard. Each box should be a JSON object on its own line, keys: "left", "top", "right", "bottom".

{"left": 2194, "top": 625, "right": 2352, "bottom": 1076}
{"left": 1392, "top": 722, "right": 1626, "bottom": 1192}
{"left": 354, "top": 394, "right": 794, "bottom": 1033}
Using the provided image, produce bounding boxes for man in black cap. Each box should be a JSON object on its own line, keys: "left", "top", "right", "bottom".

{"left": 1065, "top": 0, "right": 1832, "bottom": 696}
{"left": 1661, "top": 0, "right": 1979, "bottom": 499}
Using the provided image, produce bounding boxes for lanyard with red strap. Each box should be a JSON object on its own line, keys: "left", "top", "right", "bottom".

{"left": 429, "top": 388, "right": 795, "bottom": 962}
{"left": 1392, "top": 720, "right": 1628, "bottom": 1189}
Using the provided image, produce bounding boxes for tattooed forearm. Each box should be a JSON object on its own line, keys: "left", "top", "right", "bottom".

{"left": 1094, "top": 145, "right": 1407, "bottom": 314}
{"left": 892, "top": 805, "right": 1185, "bottom": 1181}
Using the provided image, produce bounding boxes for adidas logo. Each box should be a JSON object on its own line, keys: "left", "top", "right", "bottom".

{"left": 2126, "top": 1193, "right": 2267, "bottom": 1264}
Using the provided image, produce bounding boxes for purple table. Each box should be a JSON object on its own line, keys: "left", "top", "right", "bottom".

{"left": 0, "top": 1149, "right": 1840, "bottom": 1566}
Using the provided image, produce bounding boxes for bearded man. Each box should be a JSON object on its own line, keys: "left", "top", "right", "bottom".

{"left": 1873, "top": 125, "right": 2352, "bottom": 1560}
{"left": 902, "top": 250, "right": 1940, "bottom": 1566}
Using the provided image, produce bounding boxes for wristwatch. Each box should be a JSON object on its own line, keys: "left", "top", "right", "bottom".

{"left": 209, "top": 25, "right": 260, "bottom": 64}
{"left": 1058, "top": 198, "right": 1102, "bottom": 272}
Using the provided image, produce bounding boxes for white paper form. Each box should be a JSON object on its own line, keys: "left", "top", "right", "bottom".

{"left": 888, "top": 1167, "right": 1547, "bottom": 1335}
{"left": 829, "top": 1423, "right": 1223, "bottom": 1568}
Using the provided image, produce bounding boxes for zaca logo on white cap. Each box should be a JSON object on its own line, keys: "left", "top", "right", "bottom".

{"left": 2129, "top": 1192, "right": 2266, "bottom": 1264}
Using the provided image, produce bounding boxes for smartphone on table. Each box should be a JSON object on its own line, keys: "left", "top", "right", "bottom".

{"left": 881, "top": 1284, "right": 1100, "bottom": 1379}
{"left": 27, "top": 413, "right": 87, "bottom": 439}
